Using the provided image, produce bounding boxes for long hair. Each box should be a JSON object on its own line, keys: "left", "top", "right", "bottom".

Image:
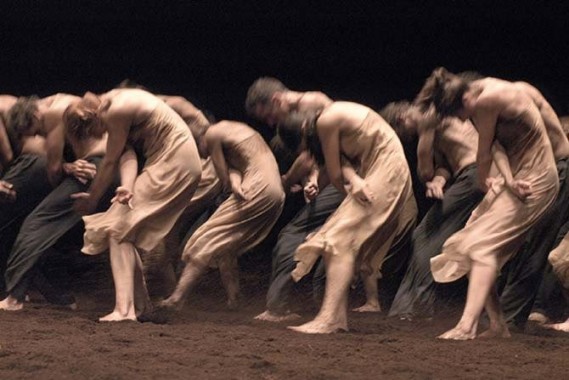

{"left": 415, "top": 67, "right": 469, "bottom": 117}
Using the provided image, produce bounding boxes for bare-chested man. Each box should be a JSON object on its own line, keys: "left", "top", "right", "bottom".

{"left": 382, "top": 102, "right": 485, "bottom": 319}
{"left": 0, "top": 93, "right": 107, "bottom": 311}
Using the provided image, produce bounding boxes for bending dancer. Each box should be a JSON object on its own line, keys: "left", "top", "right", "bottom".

{"left": 426, "top": 68, "right": 558, "bottom": 340}
{"left": 147, "top": 95, "right": 222, "bottom": 294}
{"left": 496, "top": 82, "right": 569, "bottom": 330}
{"left": 0, "top": 94, "right": 53, "bottom": 297}
{"left": 246, "top": 78, "right": 340, "bottom": 321}
{"left": 66, "top": 88, "right": 202, "bottom": 321}
{"left": 278, "top": 101, "right": 416, "bottom": 334}
{"left": 0, "top": 94, "right": 104, "bottom": 311}
{"left": 160, "top": 120, "right": 284, "bottom": 309}
{"left": 383, "top": 101, "right": 484, "bottom": 319}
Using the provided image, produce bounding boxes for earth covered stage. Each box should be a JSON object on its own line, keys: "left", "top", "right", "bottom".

{"left": 0, "top": 259, "right": 567, "bottom": 380}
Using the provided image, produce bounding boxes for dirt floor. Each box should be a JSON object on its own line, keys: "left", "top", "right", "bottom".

{"left": 0, "top": 255, "right": 568, "bottom": 380}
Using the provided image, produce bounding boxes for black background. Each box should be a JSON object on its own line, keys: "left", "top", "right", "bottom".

{"left": 1, "top": 1, "right": 568, "bottom": 125}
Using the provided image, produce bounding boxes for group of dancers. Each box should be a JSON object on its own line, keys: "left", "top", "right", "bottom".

{"left": 0, "top": 69, "right": 568, "bottom": 340}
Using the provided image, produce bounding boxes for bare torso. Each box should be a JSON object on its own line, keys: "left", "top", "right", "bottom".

{"left": 435, "top": 118, "right": 478, "bottom": 175}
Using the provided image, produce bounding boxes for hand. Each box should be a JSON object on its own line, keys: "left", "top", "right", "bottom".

{"left": 111, "top": 186, "right": 134, "bottom": 208}
{"left": 289, "top": 183, "right": 303, "bottom": 193}
{"left": 231, "top": 184, "right": 249, "bottom": 201}
{"left": 70, "top": 192, "right": 97, "bottom": 215}
{"left": 425, "top": 180, "right": 444, "bottom": 199}
{"left": 349, "top": 175, "right": 374, "bottom": 205}
{"left": 64, "top": 160, "right": 97, "bottom": 184}
{"left": 303, "top": 180, "right": 319, "bottom": 203}
{"left": 509, "top": 179, "right": 532, "bottom": 201}
{"left": 0, "top": 180, "right": 16, "bottom": 202}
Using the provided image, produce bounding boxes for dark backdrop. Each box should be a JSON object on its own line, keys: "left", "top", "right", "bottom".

{"left": 1, "top": 1, "right": 568, "bottom": 124}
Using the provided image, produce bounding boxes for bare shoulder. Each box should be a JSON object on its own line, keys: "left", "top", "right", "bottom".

{"left": 105, "top": 89, "right": 159, "bottom": 125}
{"left": 0, "top": 95, "right": 17, "bottom": 112}
{"left": 318, "top": 101, "right": 370, "bottom": 130}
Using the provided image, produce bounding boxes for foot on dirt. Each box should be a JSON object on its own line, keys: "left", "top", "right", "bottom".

{"left": 528, "top": 312, "right": 549, "bottom": 325}
{"left": 478, "top": 323, "right": 511, "bottom": 339}
{"left": 544, "top": 321, "right": 569, "bottom": 332}
{"left": 288, "top": 319, "right": 348, "bottom": 334}
{"left": 0, "top": 297, "right": 23, "bottom": 311}
{"left": 437, "top": 326, "right": 476, "bottom": 340}
{"left": 98, "top": 311, "right": 137, "bottom": 322}
{"left": 254, "top": 310, "right": 301, "bottom": 322}
{"left": 352, "top": 303, "right": 381, "bottom": 313}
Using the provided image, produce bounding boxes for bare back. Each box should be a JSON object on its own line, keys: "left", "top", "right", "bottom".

{"left": 435, "top": 118, "right": 478, "bottom": 175}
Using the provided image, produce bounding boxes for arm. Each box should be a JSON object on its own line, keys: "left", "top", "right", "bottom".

{"left": 425, "top": 151, "right": 451, "bottom": 199}
{"left": 416, "top": 126, "right": 436, "bottom": 182}
{"left": 206, "top": 129, "right": 230, "bottom": 192}
{"left": 472, "top": 97, "right": 499, "bottom": 191}
{"left": 111, "top": 146, "right": 138, "bottom": 206}
{"left": 0, "top": 121, "right": 13, "bottom": 170}
{"left": 74, "top": 109, "right": 131, "bottom": 214}
{"left": 44, "top": 117, "right": 66, "bottom": 186}
{"left": 281, "top": 150, "right": 315, "bottom": 191}
{"left": 228, "top": 169, "right": 247, "bottom": 201}
{"left": 317, "top": 114, "right": 344, "bottom": 194}
{"left": 491, "top": 141, "right": 532, "bottom": 200}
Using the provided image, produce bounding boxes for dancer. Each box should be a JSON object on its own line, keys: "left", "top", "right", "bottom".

{"left": 277, "top": 101, "right": 416, "bottom": 334}
{"left": 0, "top": 93, "right": 104, "bottom": 311}
{"left": 160, "top": 120, "right": 284, "bottom": 309}
{"left": 496, "top": 82, "right": 569, "bottom": 330}
{"left": 426, "top": 68, "right": 558, "bottom": 340}
{"left": 383, "top": 101, "right": 484, "bottom": 319}
{"left": 66, "top": 88, "right": 202, "bottom": 321}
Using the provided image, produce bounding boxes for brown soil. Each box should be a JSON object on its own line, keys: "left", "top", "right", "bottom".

{"left": 0, "top": 260, "right": 568, "bottom": 380}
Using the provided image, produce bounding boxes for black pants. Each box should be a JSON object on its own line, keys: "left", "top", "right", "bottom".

{"left": 499, "top": 158, "right": 569, "bottom": 328}
{"left": 389, "top": 164, "right": 484, "bottom": 318}
{"left": 5, "top": 156, "right": 112, "bottom": 300}
{"left": 0, "top": 154, "right": 53, "bottom": 296}
{"left": 266, "top": 184, "right": 345, "bottom": 314}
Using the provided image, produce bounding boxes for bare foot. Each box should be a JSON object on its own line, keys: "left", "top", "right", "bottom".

{"left": 156, "top": 297, "right": 184, "bottom": 312}
{"left": 0, "top": 296, "right": 23, "bottom": 311}
{"left": 437, "top": 326, "right": 476, "bottom": 340}
{"left": 478, "top": 323, "right": 511, "bottom": 339}
{"left": 98, "top": 310, "right": 137, "bottom": 322}
{"left": 544, "top": 320, "right": 569, "bottom": 332}
{"left": 352, "top": 303, "right": 381, "bottom": 313}
{"left": 227, "top": 297, "right": 241, "bottom": 311}
{"left": 288, "top": 319, "right": 348, "bottom": 334}
{"left": 254, "top": 310, "right": 301, "bottom": 322}
{"left": 528, "top": 312, "right": 549, "bottom": 325}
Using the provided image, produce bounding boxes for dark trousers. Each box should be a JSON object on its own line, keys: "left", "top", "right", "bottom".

{"left": 389, "top": 164, "right": 484, "bottom": 317}
{"left": 500, "top": 158, "right": 569, "bottom": 327}
{"left": 0, "top": 154, "right": 53, "bottom": 296}
{"left": 5, "top": 156, "right": 111, "bottom": 300}
{"left": 266, "top": 184, "right": 345, "bottom": 314}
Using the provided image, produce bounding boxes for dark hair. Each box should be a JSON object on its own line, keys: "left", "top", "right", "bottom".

{"left": 6, "top": 96, "right": 40, "bottom": 136}
{"left": 115, "top": 78, "right": 148, "bottom": 90}
{"left": 379, "top": 101, "right": 413, "bottom": 138}
{"left": 416, "top": 67, "right": 468, "bottom": 117}
{"left": 278, "top": 111, "right": 325, "bottom": 165}
{"left": 245, "top": 77, "right": 288, "bottom": 116}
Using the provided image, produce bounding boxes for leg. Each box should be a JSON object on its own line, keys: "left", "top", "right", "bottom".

{"left": 160, "top": 259, "right": 207, "bottom": 310}
{"left": 218, "top": 254, "right": 240, "bottom": 309}
{"left": 352, "top": 272, "right": 381, "bottom": 312}
{"left": 99, "top": 239, "right": 140, "bottom": 322}
{"left": 288, "top": 253, "right": 354, "bottom": 334}
{"left": 438, "top": 262, "right": 497, "bottom": 340}
{"left": 479, "top": 286, "right": 511, "bottom": 338}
